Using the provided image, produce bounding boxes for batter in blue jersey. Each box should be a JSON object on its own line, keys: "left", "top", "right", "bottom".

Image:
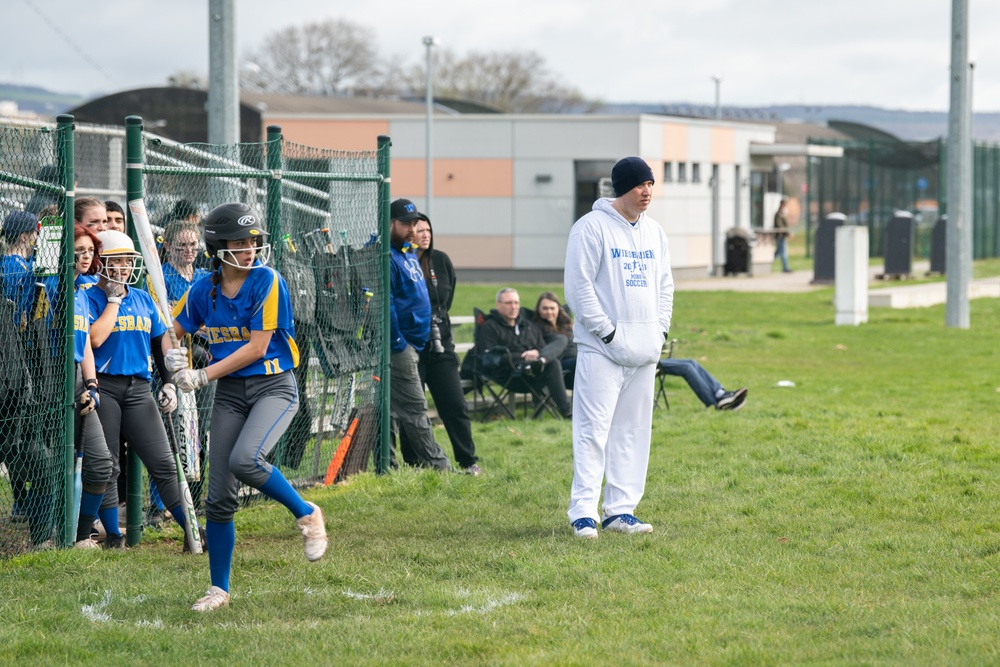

{"left": 172, "top": 203, "right": 327, "bottom": 613}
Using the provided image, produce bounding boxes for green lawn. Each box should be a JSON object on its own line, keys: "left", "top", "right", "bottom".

{"left": 4, "top": 274, "right": 1000, "bottom": 665}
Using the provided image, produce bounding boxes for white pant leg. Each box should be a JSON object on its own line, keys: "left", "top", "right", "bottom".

{"left": 602, "top": 362, "right": 656, "bottom": 518}
{"left": 568, "top": 350, "right": 626, "bottom": 523}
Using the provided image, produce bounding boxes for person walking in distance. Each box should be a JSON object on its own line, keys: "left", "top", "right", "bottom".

{"left": 565, "top": 157, "right": 674, "bottom": 539}
{"left": 773, "top": 197, "right": 792, "bottom": 273}
{"left": 172, "top": 203, "right": 327, "bottom": 612}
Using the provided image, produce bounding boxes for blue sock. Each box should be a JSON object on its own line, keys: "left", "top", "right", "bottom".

{"left": 257, "top": 468, "right": 311, "bottom": 519}
{"left": 98, "top": 505, "right": 121, "bottom": 537}
{"left": 80, "top": 491, "right": 103, "bottom": 521}
{"left": 206, "top": 520, "right": 235, "bottom": 592}
{"left": 150, "top": 483, "right": 165, "bottom": 512}
{"left": 169, "top": 504, "right": 188, "bottom": 535}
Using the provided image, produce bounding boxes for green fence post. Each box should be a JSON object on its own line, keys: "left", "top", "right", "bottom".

{"left": 376, "top": 134, "right": 391, "bottom": 475}
{"left": 124, "top": 115, "right": 145, "bottom": 546}
{"left": 266, "top": 125, "right": 283, "bottom": 270}
{"left": 56, "top": 114, "right": 76, "bottom": 547}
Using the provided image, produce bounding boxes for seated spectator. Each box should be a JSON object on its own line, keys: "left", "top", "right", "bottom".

{"left": 659, "top": 358, "right": 748, "bottom": 410}
{"left": 475, "top": 287, "right": 572, "bottom": 419}
{"left": 531, "top": 291, "right": 576, "bottom": 387}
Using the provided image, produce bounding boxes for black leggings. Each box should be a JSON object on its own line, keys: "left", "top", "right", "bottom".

{"left": 94, "top": 374, "right": 180, "bottom": 512}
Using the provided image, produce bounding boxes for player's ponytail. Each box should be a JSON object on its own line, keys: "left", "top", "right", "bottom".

{"left": 209, "top": 258, "right": 222, "bottom": 310}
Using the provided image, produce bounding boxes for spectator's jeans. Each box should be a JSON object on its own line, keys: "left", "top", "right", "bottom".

{"left": 658, "top": 358, "right": 722, "bottom": 407}
{"left": 774, "top": 235, "right": 790, "bottom": 271}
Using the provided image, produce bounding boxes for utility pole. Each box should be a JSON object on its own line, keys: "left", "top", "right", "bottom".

{"left": 946, "top": 0, "right": 971, "bottom": 328}
{"left": 423, "top": 36, "right": 439, "bottom": 218}
{"left": 207, "top": 0, "right": 239, "bottom": 145}
{"left": 711, "top": 75, "right": 723, "bottom": 120}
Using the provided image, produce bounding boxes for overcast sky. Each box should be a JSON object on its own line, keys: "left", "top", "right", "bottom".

{"left": 6, "top": 0, "right": 1000, "bottom": 111}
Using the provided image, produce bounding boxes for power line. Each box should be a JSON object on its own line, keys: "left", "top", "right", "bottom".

{"left": 21, "top": 0, "right": 116, "bottom": 86}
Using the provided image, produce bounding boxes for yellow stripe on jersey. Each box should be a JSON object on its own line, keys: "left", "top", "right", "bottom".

{"left": 173, "top": 290, "right": 189, "bottom": 319}
{"left": 285, "top": 331, "right": 300, "bottom": 369}
{"left": 262, "top": 270, "right": 279, "bottom": 330}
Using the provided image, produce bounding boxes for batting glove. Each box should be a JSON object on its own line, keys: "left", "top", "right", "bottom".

{"left": 174, "top": 368, "right": 208, "bottom": 393}
{"left": 78, "top": 379, "right": 100, "bottom": 415}
{"left": 103, "top": 281, "right": 126, "bottom": 302}
{"left": 165, "top": 346, "right": 190, "bottom": 372}
{"left": 157, "top": 382, "right": 178, "bottom": 413}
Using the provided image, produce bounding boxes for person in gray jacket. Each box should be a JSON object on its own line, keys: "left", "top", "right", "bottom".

{"left": 565, "top": 157, "right": 674, "bottom": 539}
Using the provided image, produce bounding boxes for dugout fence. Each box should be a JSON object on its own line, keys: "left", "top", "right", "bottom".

{"left": 0, "top": 114, "right": 392, "bottom": 555}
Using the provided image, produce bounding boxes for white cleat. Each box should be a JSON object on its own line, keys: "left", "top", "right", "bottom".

{"left": 191, "top": 586, "right": 230, "bottom": 612}
{"left": 297, "top": 502, "right": 328, "bottom": 562}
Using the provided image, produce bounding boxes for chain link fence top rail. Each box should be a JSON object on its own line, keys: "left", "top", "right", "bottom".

{"left": 0, "top": 118, "right": 74, "bottom": 555}
{"left": 137, "top": 126, "right": 387, "bottom": 518}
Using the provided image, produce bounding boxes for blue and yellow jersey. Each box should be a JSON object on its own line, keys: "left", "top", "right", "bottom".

{"left": 76, "top": 274, "right": 99, "bottom": 289}
{"left": 162, "top": 262, "right": 210, "bottom": 304}
{"left": 85, "top": 285, "right": 167, "bottom": 381}
{"left": 73, "top": 287, "right": 90, "bottom": 364}
{"left": 0, "top": 254, "right": 35, "bottom": 326}
{"left": 174, "top": 264, "right": 299, "bottom": 378}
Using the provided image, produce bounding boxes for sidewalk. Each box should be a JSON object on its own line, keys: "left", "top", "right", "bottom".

{"left": 675, "top": 262, "right": 929, "bottom": 294}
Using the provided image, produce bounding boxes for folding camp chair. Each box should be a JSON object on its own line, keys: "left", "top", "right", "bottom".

{"left": 466, "top": 307, "right": 560, "bottom": 421}
{"left": 654, "top": 339, "right": 677, "bottom": 410}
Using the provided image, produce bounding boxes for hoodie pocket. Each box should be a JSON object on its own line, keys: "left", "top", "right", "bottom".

{"left": 605, "top": 320, "right": 663, "bottom": 367}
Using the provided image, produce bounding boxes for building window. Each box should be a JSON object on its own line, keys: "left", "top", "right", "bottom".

{"left": 677, "top": 163, "right": 687, "bottom": 183}
{"left": 692, "top": 163, "right": 701, "bottom": 183}
{"left": 663, "top": 162, "right": 673, "bottom": 183}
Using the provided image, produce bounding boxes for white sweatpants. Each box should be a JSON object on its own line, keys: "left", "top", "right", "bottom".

{"left": 567, "top": 349, "right": 656, "bottom": 523}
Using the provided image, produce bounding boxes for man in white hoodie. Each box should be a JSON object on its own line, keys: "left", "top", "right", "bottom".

{"left": 565, "top": 157, "right": 674, "bottom": 539}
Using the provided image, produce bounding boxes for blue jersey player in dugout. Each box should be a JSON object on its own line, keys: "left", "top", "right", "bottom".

{"left": 172, "top": 203, "right": 328, "bottom": 613}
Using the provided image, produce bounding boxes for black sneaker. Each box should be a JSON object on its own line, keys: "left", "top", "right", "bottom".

{"left": 716, "top": 387, "right": 749, "bottom": 411}
{"left": 103, "top": 533, "right": 126, "bottom": 550}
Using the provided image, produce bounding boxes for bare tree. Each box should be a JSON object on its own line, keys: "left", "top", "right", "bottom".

{"left": 397, "top": 49, "right": 594, "bottom": 113}
{"left": 166, "top": 70, "right": 207, "bottom": 90}
{"left": 242, "top": 18, "right": 381, "bottom": 95}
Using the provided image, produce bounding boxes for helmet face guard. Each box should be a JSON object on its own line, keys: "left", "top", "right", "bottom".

{"left": 215, "top": 238, "right": 272, "bottom": 270}
{"left": 95, "top": 230, "right": 144, "bottom": 285}
{"left": 100, "top": 251, "right": 144, "bottom": 285}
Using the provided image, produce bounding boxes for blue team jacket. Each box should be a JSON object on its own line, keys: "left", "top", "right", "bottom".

{"left": 389, "top": 243, "right": 431, "bottom": 353}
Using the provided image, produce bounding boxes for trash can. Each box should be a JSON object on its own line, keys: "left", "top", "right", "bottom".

{"left": 724, "top": 227, "right": 754, "bottom": 276}
{"left": 930, "top": 215, "right": 946, "bottom": 274}
{"left": 813, "top": 212, "right": 846, "bottom": 284}
{"left": 884, "top": 211, "right": 914, "bottom": 276}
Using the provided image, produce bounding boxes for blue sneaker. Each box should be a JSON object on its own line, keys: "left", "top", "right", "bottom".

{"left": 601, "top": 514, "right": 653, "bottom": 534}
{"left": 571, "top": 517, "right": 598, "bottom": 539}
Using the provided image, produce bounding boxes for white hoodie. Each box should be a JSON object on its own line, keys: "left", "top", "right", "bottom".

{"left": 564, "top": 198, "right": 674, "bottom": 368}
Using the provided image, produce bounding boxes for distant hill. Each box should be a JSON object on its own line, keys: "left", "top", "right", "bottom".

{"left": 6, "top": 82, "right": 1000, "bottom": 143}
{"left": 596, "top": 102, "right": 1000, "bottom": 143}
{"left": 0, "top": 83, "right": 87, "bottom": 116}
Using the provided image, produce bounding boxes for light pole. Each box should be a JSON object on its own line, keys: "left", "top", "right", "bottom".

{"left": 711, "top": 75, "right": 723, "bottom": 120}
{"left": 423, "top": 36, "right": 439, "bottom": 218}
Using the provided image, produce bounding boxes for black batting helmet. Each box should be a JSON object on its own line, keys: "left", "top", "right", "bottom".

{"left": 203, "top": 202, "right": 270, "bottom": 267}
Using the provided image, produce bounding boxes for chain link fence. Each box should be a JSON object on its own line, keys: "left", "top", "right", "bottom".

{"left": 0, "top": 115, "right": 390, "bottom": 555}
{"left": 0, "top": 117, "right": 75, "bottom": 554}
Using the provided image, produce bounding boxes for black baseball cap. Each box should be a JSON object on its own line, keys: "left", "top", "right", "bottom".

{"left": 390, "top": 198, "right": 424, "bottom": 223}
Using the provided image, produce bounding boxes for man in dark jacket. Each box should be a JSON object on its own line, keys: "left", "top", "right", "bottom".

{"left": 388, "top": 199, "right": 451, "bottom": 470}
{"left": 475, "top": 288, "right": 572, "bottom": 418}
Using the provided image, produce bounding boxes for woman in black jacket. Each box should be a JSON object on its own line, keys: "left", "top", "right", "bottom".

{"left": 532, "top": 291, "right": 576, "bottom": 388}
{"left": 407, "top": 215, "right": 481, "bottom": 475}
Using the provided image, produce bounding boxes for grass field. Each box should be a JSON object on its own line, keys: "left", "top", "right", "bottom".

{"left": 4, "top": 267, "right": 1000, "bottom": 665}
